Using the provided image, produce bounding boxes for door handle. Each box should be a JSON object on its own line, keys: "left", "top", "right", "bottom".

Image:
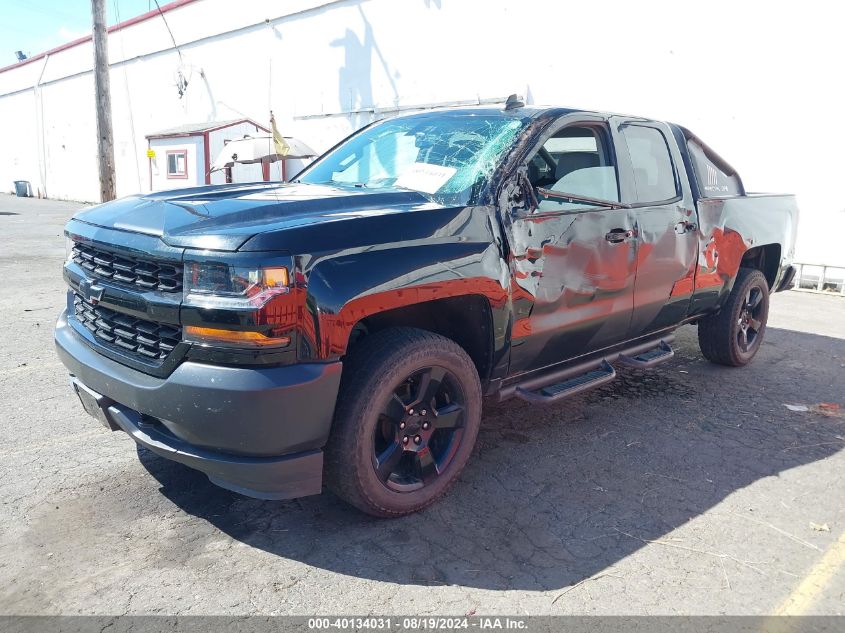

{"left": 674, "top": 221, "right": 697, "bottom": 234}
{"left": 525, "top": 247, "right": 543, "bottom": 262}
{"left": 605, "top": 229, "right": 634, "bottom": 243}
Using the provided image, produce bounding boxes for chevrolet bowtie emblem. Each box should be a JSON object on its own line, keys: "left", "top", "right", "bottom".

{"left": 80, "top": 278, "right": 105, "bottom": 305}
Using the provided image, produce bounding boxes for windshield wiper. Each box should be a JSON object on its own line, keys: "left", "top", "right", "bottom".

{"left": 536, "top": 187, "right": 630, "bottom": 210}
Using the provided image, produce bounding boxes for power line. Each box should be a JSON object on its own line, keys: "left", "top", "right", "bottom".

{"left": 152, "top": 0, "right": 182, "bottom": 62}
{"left": 112, "top": 0, "right": 142, "bottom": 191}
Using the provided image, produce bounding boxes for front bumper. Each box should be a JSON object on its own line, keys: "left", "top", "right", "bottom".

{"left": 55, "top": 310, "right": 342, "bottom": 500}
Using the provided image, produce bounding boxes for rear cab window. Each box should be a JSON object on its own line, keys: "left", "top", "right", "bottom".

{"left": 687, "top": 137, "right": 744, "bottom": 197}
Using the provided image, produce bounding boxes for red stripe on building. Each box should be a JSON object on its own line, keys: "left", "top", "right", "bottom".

{"left": 0, "top": 0, "right": 200, "bottom": 75}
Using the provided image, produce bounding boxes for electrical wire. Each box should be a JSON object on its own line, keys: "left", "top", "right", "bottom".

{"left": 112, "top": 0, "right": 142, "bottom": 191}
{"left": 153, "top": 0, "right": 183, "bottom": 62}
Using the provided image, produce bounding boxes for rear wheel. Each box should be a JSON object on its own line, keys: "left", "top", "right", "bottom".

{"left": 698, "top": 267, "right": 770, "bottom": 366}
{"left": 325, "top": 328, "right": 482, "bottom": 517}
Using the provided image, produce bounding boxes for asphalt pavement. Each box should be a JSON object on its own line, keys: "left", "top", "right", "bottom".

{"left": 1, "top": 194, "right": 843, "bottom": 616}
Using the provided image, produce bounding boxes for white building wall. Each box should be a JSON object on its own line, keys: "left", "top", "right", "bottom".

{"left": 0, "top": 0, "right": 843, "bottom": 264}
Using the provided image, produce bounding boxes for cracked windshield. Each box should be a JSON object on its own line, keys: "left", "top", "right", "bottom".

{"left": 299, "top": 112, "right": 530, "bottom": 205}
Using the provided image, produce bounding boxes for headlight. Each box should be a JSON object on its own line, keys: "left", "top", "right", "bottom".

{"left": 183, "top": 260, "right": 289, "bottom": 309}
{"left": 182, "top": 257, "right": 293, "bottom": 349}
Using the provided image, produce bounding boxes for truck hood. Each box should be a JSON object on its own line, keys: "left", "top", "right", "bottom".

{"left": 73, "top": 182, "right": 442, "bottom": 251}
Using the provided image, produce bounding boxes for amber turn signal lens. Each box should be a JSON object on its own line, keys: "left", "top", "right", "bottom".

{"left": 262, "top": 267, "right": 289, "bottom": 288}
{"left": 184, "top": 326, "right": 291, "bottom": 348}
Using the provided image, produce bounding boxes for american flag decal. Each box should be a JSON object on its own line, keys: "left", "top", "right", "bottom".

{"left": 706, "top": 164, "right": 718, "bottom": 186}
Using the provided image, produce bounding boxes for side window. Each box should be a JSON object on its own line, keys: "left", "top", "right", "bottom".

{"left": 621, "top": 125, "right": 678, "bottom": 203}
{"left": 528, "top": 125, "right": 620, "bottom": 212}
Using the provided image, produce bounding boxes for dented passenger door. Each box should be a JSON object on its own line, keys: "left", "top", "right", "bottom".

{"left": 504, "top": 117, "right": 637, "bottom": 375}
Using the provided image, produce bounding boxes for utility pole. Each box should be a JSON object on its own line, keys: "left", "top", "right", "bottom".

{"left": 91, "top": 0, "right": 115, "bottom": 202}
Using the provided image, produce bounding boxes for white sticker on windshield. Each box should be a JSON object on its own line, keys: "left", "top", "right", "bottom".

{"left": 394, "top": 163, "right": 457, "bottom": 194}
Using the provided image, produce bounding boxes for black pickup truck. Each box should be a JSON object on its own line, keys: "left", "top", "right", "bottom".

{"left": 56, "top": 102, "right": 799, "bottom": 516}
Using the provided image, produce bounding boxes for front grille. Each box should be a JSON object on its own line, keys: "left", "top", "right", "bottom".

{"left": 71, "top": 242, "right": 183, "bottom": 292}
{"left": 73, "top": 292, "right": 181, "bottom": 361}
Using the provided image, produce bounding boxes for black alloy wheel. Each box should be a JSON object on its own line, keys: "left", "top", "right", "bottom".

{"left": 325, "top": 328, "right": 482, "bottom": 517}
{"left": 698, "top": 267, "right": 770, "bottom": 366}
{"left": 372, "top": 366, "right": 466, "bottom": 492}
{"left": 737, "top": 285, "right": 765, "bottom": 354}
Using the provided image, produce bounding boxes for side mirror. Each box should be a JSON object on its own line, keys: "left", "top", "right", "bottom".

{"left": 504, "top": 169, "right": 539, "bottom": 217}
{"left": 517, "top": 170, "right": 539, "bottom": 213}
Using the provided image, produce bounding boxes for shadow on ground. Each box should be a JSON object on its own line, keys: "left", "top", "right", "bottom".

{"left": 137, "top": 325, "right": 845, "bottom": 590}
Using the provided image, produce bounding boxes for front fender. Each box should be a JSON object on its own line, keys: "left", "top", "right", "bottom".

{"left": 302, "top": 240, "right": 511, "bottom": 360}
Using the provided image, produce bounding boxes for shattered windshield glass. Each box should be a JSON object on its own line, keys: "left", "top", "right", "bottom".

{"left": 298, "top": 112, "right": 530, "bottom": 205}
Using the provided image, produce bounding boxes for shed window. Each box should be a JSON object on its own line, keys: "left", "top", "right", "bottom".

{"left": 166, "top": 150, "right": 187, "bottom": 178}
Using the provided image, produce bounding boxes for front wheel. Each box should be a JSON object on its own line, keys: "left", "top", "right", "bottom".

{"left": 325, "top": 328, "right": 482, "bottom": 517}
{"left": 698, "top": 267, "right": 770, "bottom": 366}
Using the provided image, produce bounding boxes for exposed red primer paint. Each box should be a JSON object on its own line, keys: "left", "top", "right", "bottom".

{"left": 316, "top": 279, "right": 509, "bottom": 358}
{"left": 695, "top": 227, "right": 749, "bottom": 290}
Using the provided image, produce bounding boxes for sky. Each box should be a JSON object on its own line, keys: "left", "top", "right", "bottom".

{"left": 1, "top": 0, "right": 156, "bottom": 65}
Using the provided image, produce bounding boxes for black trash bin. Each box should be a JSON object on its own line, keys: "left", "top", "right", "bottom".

{"left": 14, "top": 181, "right": 31, "bottom": 197}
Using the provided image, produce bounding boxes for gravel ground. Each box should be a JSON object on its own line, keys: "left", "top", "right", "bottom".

{"left": 0, "top": 194, "right": 843, "bottom": 616}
